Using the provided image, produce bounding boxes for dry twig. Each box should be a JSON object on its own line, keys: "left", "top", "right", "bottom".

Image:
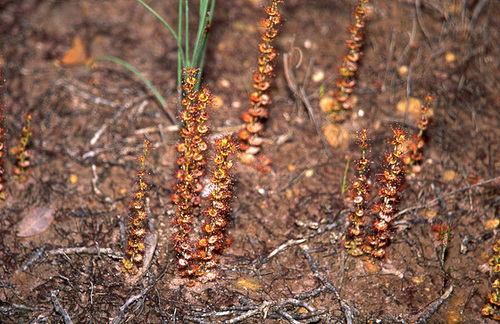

{"left": 283, "top": 50, "right": 333, "bottom": 161}
{"left": 51, "top": 290, "right": 74, "bottom": 324}
{"left": 46, "top": 246, "right": 124, "bottom": 260}
{"left": 414, "top": 285, "right": 453, "bottom": 324}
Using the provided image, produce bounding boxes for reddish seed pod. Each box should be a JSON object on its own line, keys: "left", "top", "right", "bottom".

{"left": 259, "top": 64, "right": 274, "bottom": 75}
{"left": 205, "top": 260, "right": 218, "bottom": 269}
{"left": 270, "top": 15, "right": 281, "bottom": 25}
{"left": 253, "top": 72, "right": 265, "bottom": 84}
{"left": 265, "top": 28, "right": 278, "bottom": 39}
{"left": 256, "top": 82, "right": 271, "bottom": 91}
{"left": 207, "top": 208, "right": 218, "bottom": 218}
{"left": 198, "top": 88, "right": 211, "bottom": 102}
{"left": 122, "top": 259, "right": 134, "bottom": 270}
{"left": 135, "top": 241, "right": 146, "bottom": 252}
{"left": 373, "top": 219, "right": 388, "bottom": 232}
{"left": 248, "top": 136, "right": 263, "bottom": 146}
{"left": 204, "top": 223, "right": 215, "bottom": 234}
{"left": 197, "top": 238, "right": 208, "bottom": 248}
{"left": 191, "top": 196, "right": 201, "bottom": 205}
{"left": 177, "top": 258, "right": 189, "bottom": 268}
{"left": 214, "top": 217, "right": 227, "bottom": 228}
{"left": 197, "top": 124, "right": 209, "bottom": 134}
{"left": 260, "top": 18, "right": 272, "bottom": 29}
{"left": 258, "top": 55, "right": 270, "bottom": 66}
{"left": 246, "top": 122, "right": 264, "bottom": 134}
{"left": 372, "top": 249, "right": 386, "bottom": 258}
{"left": 265, "top": 5, "right": 278, "bottom": 16}
{"left": 133, "top": 228, "right": 146, "bottom": 238}
{"left": 365, "top": 235, "right": 378, "bottom": 246}
{"left": 349, "top": 226, "right": 362, "bottom": 236}
{"left": 208, "top": 235, "right": 218, "bottom": 245}
{"left": 353, "top": 196, "right": 363, "bottom": 204}
{"left": 259, "top": 43, "right": 273, "bottom": 54}
{"left": 185, "top": 76, "right": 197, "bottom": 86}
{"left": 259, "top": 94, "right": 270, "bottom": 105}
{"left": 250, "top": 92, "right": 262, "bottom": 103}
{"left": 241, "top": 112, "right": 254, "bottom": 123}
{"left": 355, "top": 209, "right": 365, "bottom": 217}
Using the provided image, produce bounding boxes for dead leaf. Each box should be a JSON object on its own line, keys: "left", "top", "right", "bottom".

{"left": 235, "top": 275, "right": 263, "bottom": 291}
{"left": 61, "top": 36, "right": 87, "bottom": 66}
{"left": 442, "top": 169, "right": 456, "bottom": 182}
{"left": 17, "top": 206, "right": 55, "bottom": 237}
{"left": 363, "top": 260, "right": 380, "bottom": 274}
{"left": 396, "top": 97, "right": 421, "bottom": 118}
{"left": 322, "top": 123, "right": 349, "bottom": 148}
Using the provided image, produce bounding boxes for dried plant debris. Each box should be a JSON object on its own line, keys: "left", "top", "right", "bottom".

{"left": 17, "top": 206, "right": 55, "bottom": 237}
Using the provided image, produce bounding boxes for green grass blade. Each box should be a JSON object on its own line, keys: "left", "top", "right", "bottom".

{"left": 341, "top": 159, "right": 350, "bottom": 196}
{"left": 185, "top": 0, "right": 190, "bottom": 66}
{"left": 89, "top": 56, "right": 175, "bottom": 123}
{"left": 192, "top": 0, "right": 214, "bottom": 71}
{"left": 177, "top": 0, "right": 183, "bottom": 88}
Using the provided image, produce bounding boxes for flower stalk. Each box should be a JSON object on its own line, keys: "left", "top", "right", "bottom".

{"left": 122, "top": 139, "right": 152, "bottom": 275}
{"left": 172, "top": 68, "right": 211, "bottom": 276}
{"left": 482, "top": 239, "right": 500, "bottom": 319}
{"left": 239, "top": 0, "right": 283, "bottom": 168}
{"left": 195, "top": 135, "right": 236, "bottom": 280}
{"left": 0, "top": 68, "right": 5, "bottom": 200}
{"left": 12, "top": 113, "right": 32, "bottom": 182}
{"left": 324, "top": 0, "right": 369, "bottom": 122}
{"left": 402, "top": 94, "right": 434, "bottom": 173}
{"left": 344, "top": 129, "right": 371, "bottom": 256}
{"left": 364, "top": 128, "right": 406, "bottom": 258}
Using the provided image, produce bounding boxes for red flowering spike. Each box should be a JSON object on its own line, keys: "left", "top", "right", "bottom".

{"left": 326, "top": 0, "right": 369, "bottom": 121}
{"left": 239, "top": 0, "right": 283, "bottom": 161}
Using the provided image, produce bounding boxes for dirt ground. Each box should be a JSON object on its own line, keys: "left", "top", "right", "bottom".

{"left": 0, "top": 0, "right": 499, "bottom": 323}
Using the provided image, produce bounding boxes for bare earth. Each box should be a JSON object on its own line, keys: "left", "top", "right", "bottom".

{"left": 0, "top": 0, "right": 499, "bottom": 323}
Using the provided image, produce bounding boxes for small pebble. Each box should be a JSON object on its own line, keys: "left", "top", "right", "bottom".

{"left": 312, "top": 70, "right": 325, "bottom": 83}
{"left": 397, "top": 65, "right": 408, "bottom": 78}
{"left": 442, "top": 169, "right": 456, "bottom": 182}
{"left": 445, "top": 52, "right": 456, "bottom": 63}
{"left": 69, "top": 173, "right": 78, "bottom": 184}
{"left": 218, "top": 78, "right": 230, "bottom": 88}
{"left": 485, "top": 219, "right": 500, "bottom": 230}
{"left": 411, "top": 275, "right": 426, "bottom": 285}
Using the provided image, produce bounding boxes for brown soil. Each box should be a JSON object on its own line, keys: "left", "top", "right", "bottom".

{"left": 1, "top": 0, "right": 499, "bottom": 323}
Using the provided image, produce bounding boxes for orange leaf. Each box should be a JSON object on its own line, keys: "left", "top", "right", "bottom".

{"left": 61, "top": 36, "right": 87, "bottom": 66}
